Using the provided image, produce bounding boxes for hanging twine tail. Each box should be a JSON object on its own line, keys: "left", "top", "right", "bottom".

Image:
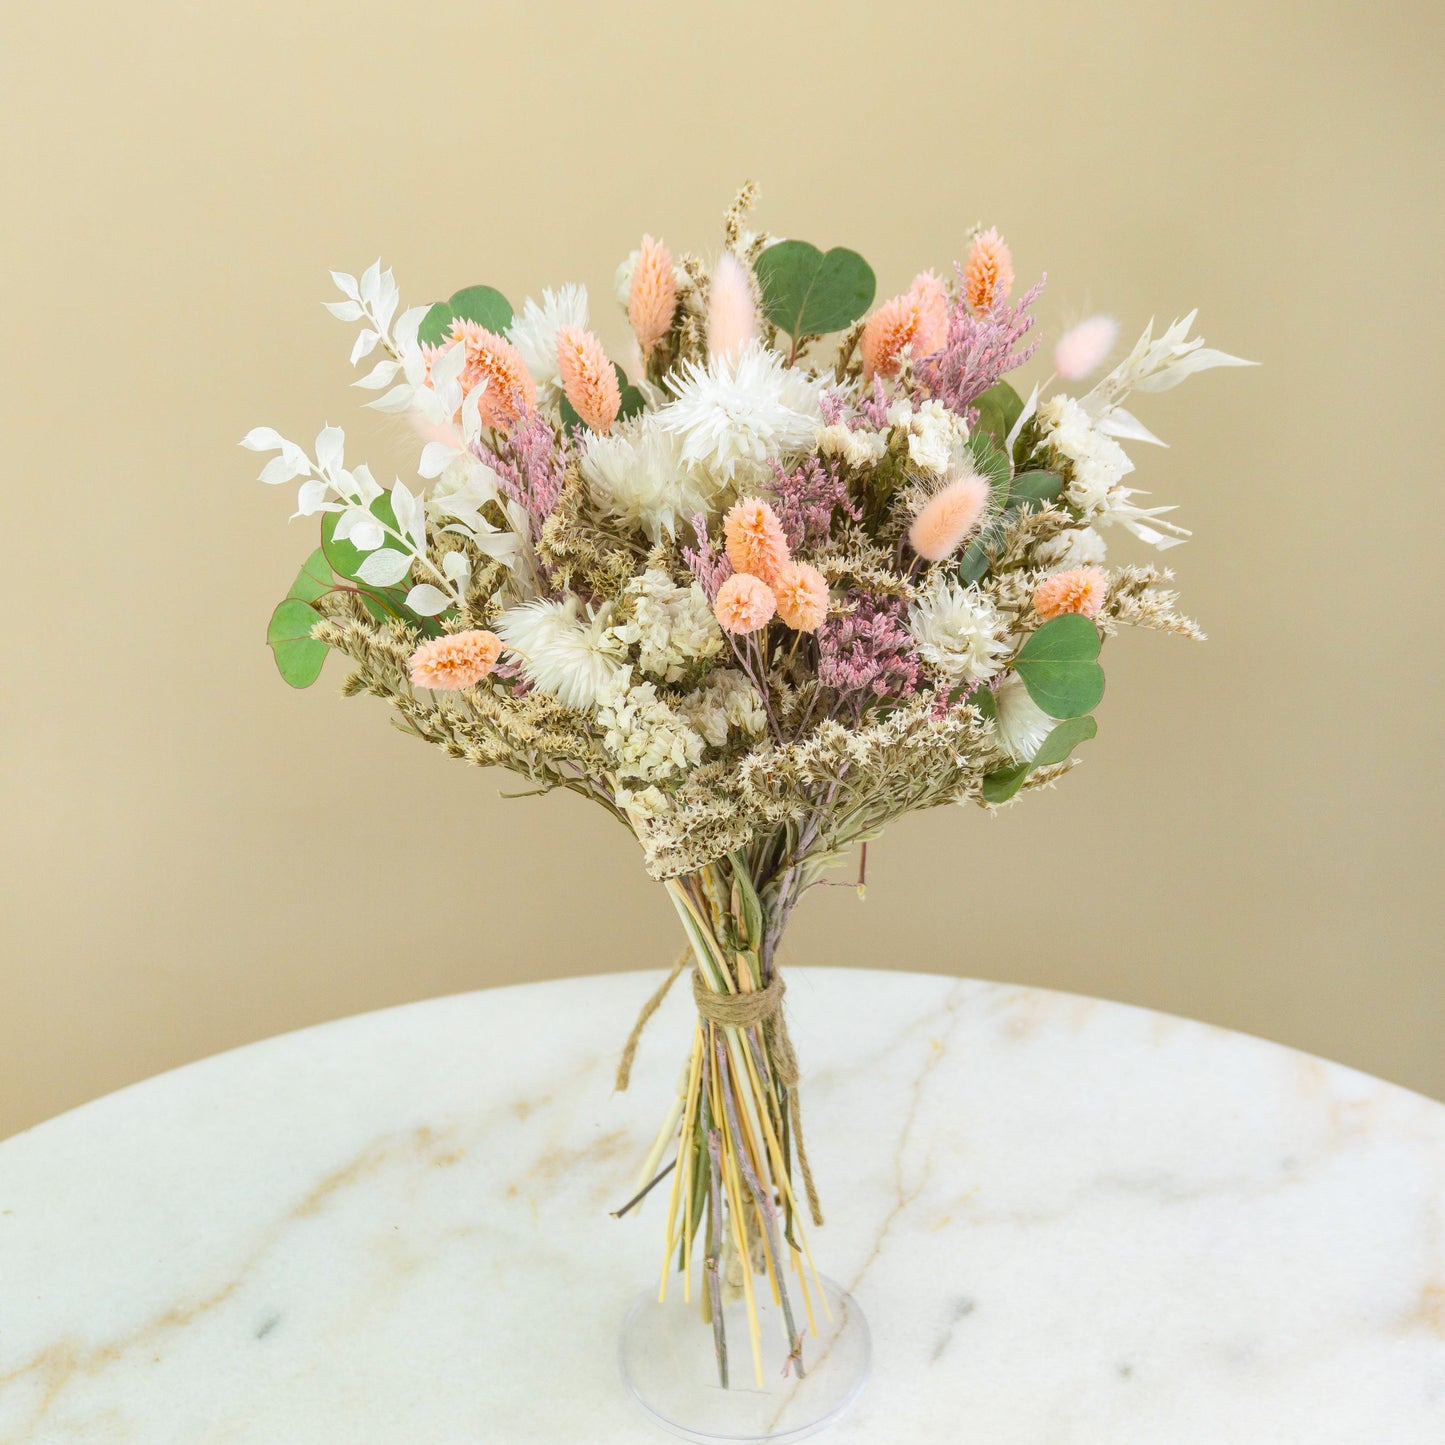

{"left": 614, "top": 949, "right": 690, "bottom": 1093}
{"left": 616, "top": 953, "right": 825, "bottom": 1227}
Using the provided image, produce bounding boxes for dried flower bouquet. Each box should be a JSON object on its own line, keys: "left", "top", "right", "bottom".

{"left": 245, "top": 185, "right": 1249, "bottom": 1386}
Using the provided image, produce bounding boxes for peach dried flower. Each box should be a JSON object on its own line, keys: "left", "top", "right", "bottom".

{"left": 908, "top": 471, "right": 991, "bottom": 561}
{"left": 629, "top": 234, "right": 677, "bottom": 359}
{"left": 446, "top": 321, "right": 537, "bottom": 430}
{"left": 723, "top": 498, "right": 790, "bottom": 584}
{"left": 713, "top": 572, "right": 777, "bottom": 634}
{"left": 963, "top": 228, "right": 1014, "bottom": 312}
{"left": 858, "top": 270, "right": 950, "bottom": 381}
{"left": 556, "top": 326, "right": 621, "bottom": 433}
{"left": 408, "top": 630, "right": 504, "bottom": 690}
{"left": 1032, "top": 566, "right": 1109, "bottom": 621}
{"left": 772, "top": 561, "right": 829, "bottom": 633}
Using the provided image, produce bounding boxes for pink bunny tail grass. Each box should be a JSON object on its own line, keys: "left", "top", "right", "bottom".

{"left": 908, "top": 472, "right": 991, "bottom": 560}
{"left": 445, "top": 321, "right": 538, "bottom": 430}
{"left": 1033, "top": 566, "right": 1109, "bottom": 620}
{"left": 1053, "top": 316, "right": 1119, "bottom": 381}
{"left": 408, "top": 630, "right": 504, "bottom": 690}
{"left": 706, "top": 252, "right": 757, "bottom": 364}
{"left": 555, "top": 326, "right": 621, "bottom": 433}
{"left": 628, "top": 234, "right": 677, "bottom": 358}
{"left": 723, "top": 498, "right": 791, "bottom": 584}
{"left": 772, "top": 561, "right": 829, "bottom": 633}
{"left": 963, "top": 228, "right": 1014, "bottom": 312}
{"left": 858, "top": 270, "right": 949, "bottom": 381}
{"left": 713, "top": 572, "right": 776, "bottom": 634}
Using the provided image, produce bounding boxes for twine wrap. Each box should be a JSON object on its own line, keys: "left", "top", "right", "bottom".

{"left": 616, "top": 959, "right": 824, "bottom": 1227}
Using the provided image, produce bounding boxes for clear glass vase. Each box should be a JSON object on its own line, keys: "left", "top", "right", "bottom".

{"left": 615, "top": 857, "right": 870, "bottom": 1441}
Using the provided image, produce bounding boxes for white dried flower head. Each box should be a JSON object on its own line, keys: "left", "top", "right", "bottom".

{"left": 492, "top": 597, "right": 625, "bottom": 711}
{"left": 596, "top": 675, "right": 705, "bottom": 781}
{"left": 616, "top": 783, "right": 671, "bottom": 820}
{"left": 506, "top": 285, "right": 589, "bottom": 399}
{"left": 898, "top": 399, "right": 966, "bottom": 477}
{"left": 815, "top": 423, "right": 888, "bottom": 469}
{"left": 1039, "top": 395, "right": 1189, "bottom": 549}
{"left": 659, "top": 341, "right": 824, "bottom": 486}
{"left": 609, "top": 570, "right": 724, "bottom": 683}
{"left": 1030, "top": 525, "right": 1108, "bottom": 569}
{"left": 579, "top": 413, "right": 728, "bottom": 543}
{"left": 907, "top": 577, "right": 1009, "bottom": 687}
{"left": 993, "top": 672, "right": 1056, "bottom": 762}
{"left": 675, "top": 668, "right": 767, "bottom": 749}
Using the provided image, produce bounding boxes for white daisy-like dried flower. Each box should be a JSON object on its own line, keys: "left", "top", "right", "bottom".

{"left": 658, "top": 341, "right": 824, "bottom": 486}
{"left": 907, "top": 577, "right": 1009, "bottom": 687}
{"left": 993, "top": 672, "right": 1056, "bottom": 761}
{"left": 506, "top": 284, "right": 589, "bottom": 399}
{"left": 579, "top": 413, "right": 728, "bottom": 543}
{"left": 816, "top": 423, "right": 888, "bottom": 469}
{"left": 492, "top": 596, "right": 625, "bottom": 711}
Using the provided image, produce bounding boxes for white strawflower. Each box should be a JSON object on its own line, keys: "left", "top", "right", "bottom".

{"left": 609, "top": 570, "right": 723, "bottom": 683}
{"left": 907, "top": 578, "right": 1009, "bottom": 687}
{"left": 579, "top": 413, "right": 728, "bottom": 543}
{"left": 1030, "top": 525, "right": 1108, "bottom": 569}
{"left": 676, "top": 669, "right": 766, "bottom": 749}
{"left": 993, "top": 673, "right": 1056, "bottom": 762}
{"left": 506, "top": 285, "right": 589, "bottom": 399}
{"left": 902, "top": 399, "right": 965, "bottom": 476}
{"left": 492, "top": 597, "right": 625, "bottom": 711}
{"left": 659, "top": 341, "right": 824, "bottom": 486}
{"left": 595, "top": 676, "right": 705, "bottom": 781}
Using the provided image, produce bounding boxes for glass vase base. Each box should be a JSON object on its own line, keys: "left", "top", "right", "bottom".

{"left": 619, "top": 1275, "right": 869, "bottom": 1443}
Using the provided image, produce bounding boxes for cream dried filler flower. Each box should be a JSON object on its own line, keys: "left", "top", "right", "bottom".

{"left": 245, "top": 191, "right": 1249, "bottom": 1392}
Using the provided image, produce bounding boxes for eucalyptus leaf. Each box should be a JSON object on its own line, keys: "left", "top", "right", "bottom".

{"left": 966, "top": 431, "right": 1011, "bottom": 490}
{"left": 321, "top": 494, "right": 407, "bottom": 583}
{"left": 981, "top": 715, "right": 1098, "bottom": 804}
{"left": 418, "top": 285, "right": 514, "bottom": 347}
{"left": 754, "top": 241, "right": 876, "bottom": 338}
{"left": 971, "top": 381, "right": 1024, "bottom": 451}
{"left": 1009, "top": 471, "right": 1064, "bottom": 511}
{"left": 267, "top": 598, "right": 327, "bottom": 689}
{"left": 286, "top": 547, "right": 333, "bottom": 604}
{"left": 1013, "top": 614, "right": 1105, "bottom": 718}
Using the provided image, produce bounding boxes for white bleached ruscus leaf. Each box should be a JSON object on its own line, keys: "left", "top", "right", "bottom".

{"left": 354, "top": 549, "right": 412, "bottom": 587}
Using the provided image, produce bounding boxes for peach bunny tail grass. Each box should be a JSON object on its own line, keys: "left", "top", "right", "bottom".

{"left": 722, "top": 498, "right": 791, "bottom": 584}
{"left": 408, "top": 630, "right": 504, "bottom": 690}
{"left": 908, "top": 472, "right": 991, "bottom": 561}
{"left": 706, "top": 252, "right": 757, "bottom": 364}
{"left": 713, "top": 572, "right": 777, "bottom": 634}
{"left": 555, "top": 326, "right": 621, "bottom": 433}
{"left": 772, "top": 561, "right": 829, "bottom": 632}
{"left": 1054, "top": 316, "right": 1119, "bottom": 381}
{"left": 963, "top": 227, "right": 1014, "bottom": 312}
{"left": 629, "top": 234, "right": 677, "bottom": 359}
{"left": 1033, "top": 566, "right": 1110, "bottom": 621}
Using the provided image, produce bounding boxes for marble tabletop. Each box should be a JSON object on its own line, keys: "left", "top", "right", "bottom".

{"left": 1, "top": 968, "right": 1443, "bottom": 1443}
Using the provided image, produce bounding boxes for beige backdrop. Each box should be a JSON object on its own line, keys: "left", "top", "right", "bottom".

{"left": 2, "top": 0, "right": 1441, "bottom": 1139}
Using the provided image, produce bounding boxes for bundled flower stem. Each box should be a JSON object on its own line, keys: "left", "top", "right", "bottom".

{"left": 244, "top": 184, "right": 1250, "bottom": 1386}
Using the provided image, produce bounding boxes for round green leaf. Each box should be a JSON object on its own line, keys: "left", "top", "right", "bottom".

{"left": 1014, "top": 614, "right": 1105, "bottom": 718}
{"left": 321, "top": 494, "right": 408, "bottom": 583}
{"left": 286, "top": 547, "right": 333, "bottom": 604}
{"left": 417, "top": 285, "right": 514, "bottom": 346}
{"left": 1009, "top": 471, "right": 1064, "bottom": 511}
{"left": 754, "top": 241, "right": 876, "bottom": 338}
{"left": 971, "top": 381, "right": 1024, "bottom": 451}
{"left": 267, "top": 598, "right": 327, "bottom": 688}
{"left": 981, "top": 715, "right": 1098, "bottom": 804}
